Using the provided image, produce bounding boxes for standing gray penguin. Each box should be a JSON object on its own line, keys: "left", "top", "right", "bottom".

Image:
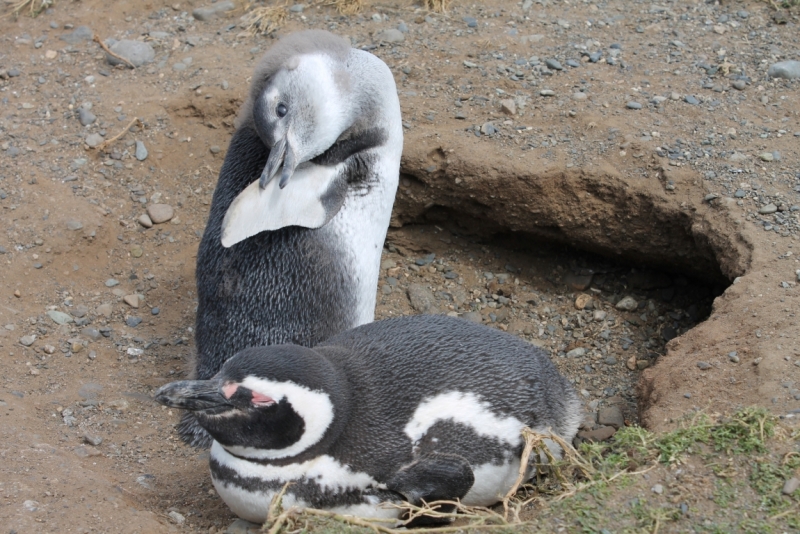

{"left": 155, "top": 315, "right": 583, "bottom": 523}
{"left": 184, "top": 30, "right": 403, "bottom": 446}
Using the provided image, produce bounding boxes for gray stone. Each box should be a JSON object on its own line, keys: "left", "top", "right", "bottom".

{"left": 407, "top": 284, "right": 439, "bottom": 314}
{"left": 85, "top": 133, "right": 103, "bottom": 147}
{"left": 540, "top": 89, "right": 555, "bottom": 96}
{"left": 626, "top": 101, "right": 642, "bottom": 110}
{"left": 289, "top": 4, "right": 305, "bottom": 12}
{"left": 84, "top": 433, "right": 103, "bottom": 446}
{"left": 685, "top": 95, "right": 700, "bottom": 105}
{"left": 500, "top": 99, "right": 516, "bottom": 115}
{"left": 135, "top": 141, "right": 148, "bottom": 161}
{"left": 545, "top": 58, "right": 563, "bottom": 71}
{"left": 463, "top": 16, "right": 478, "bottom": 28}
{"left": 192, "top": 1, "right": 235, "bottom": 21}
{"left": 577, "top": 425, "right": 615, "bottom": 442}
{"left": 566, "top": 347, "right": 586, "bottom": 358}
{"left": 732, "top": 80, "right": 746, "bottom": 91}
{"left": 60, "top": 26, "right": 93, "bottom": 44}
{"left": 209, "top": 145, "right": 221, "bottom": 154}
{"left": 107, "top": 40, "right": 155, "bottom": 67}
{"left": 77, "top": 107, "right": 96, "bottom": 126}
{"left": 697, "top": 361, "right": 711, "bottom": 370}
{"left": 480, "top": 122, "right": 497, "bottom": 135}
{"left": 105, "top": 279, "right": 119, "bottom": 287}
{"left": 168, "top": 511, "right": 185, "bottom": 525}
{"left": 615, "top": 296, "right": 638, "bottom": 311}
{"left": 126, "top": 316, "right": 142, "bottom": 328}
{"left": 138, "top": 214, "right": 153, "bottom": 228}
{"left": 66, "top": 220, "right": 83, "bottom": 231}
{"left": 73, "top": 305, "right": 89, "bottom": 318}
{"left": 461, "top": 311, "right": 483, "bottom": 324}
{"left": 81, "top": 327, "right": 100, "bottom": 340}
{"left": 19, "top": 335, "right": 36, "bottom": 346}
{"left": 598, "top": 406, "right": 625, "bottom": 429}
{"left": 652, "top": 484, "right": 664, "bottom": 494}
{"left": 147, "top": 204, "right": 174, "bottom": 224}
{"left": 759, "top": 203, "right": 778, "bottom": 214}
{"left": 47, "top": 310, "right": 73, "bottom": 325}
{"left": 783, "top": 477, "right": 800, "bottom": 495}
{"left": 565, "top": 59, "right": 580, "bottom": 68}
{"left": 768, "top": 61, "right": 800, "bottom": 80}
{"left": 172, "top": 63, "right": 187, "bottom": 71}
{"left": 374, "top": 28, "right": 405, "bottom": 44}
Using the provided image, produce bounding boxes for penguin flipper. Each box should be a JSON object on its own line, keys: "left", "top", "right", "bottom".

{"left": 177, "top": 412, "right": 213, "bottom": 449}
{"left": 386, "top": 452, "right": 474, "bottom": 525}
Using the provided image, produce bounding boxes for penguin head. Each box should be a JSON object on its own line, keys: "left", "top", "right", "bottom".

{"left": 253, "top": 55, "right": 350, "bottom": 190}
{"left": 247, "top": 31, "right": 354, "bottom": 191}
{"left": 155, "top": 345, "right": 344, "bottom": 460}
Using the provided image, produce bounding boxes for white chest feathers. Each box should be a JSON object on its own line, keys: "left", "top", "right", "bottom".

{"left": 210, "top": 442, "right": 401, "bottom": 523}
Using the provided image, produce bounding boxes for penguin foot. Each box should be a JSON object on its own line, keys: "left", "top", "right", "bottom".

{"left": 387, "top": 452, "right": 474, "bottom": 527}
{"left": 177, "top": 412, "right": 214, "bottom": 448}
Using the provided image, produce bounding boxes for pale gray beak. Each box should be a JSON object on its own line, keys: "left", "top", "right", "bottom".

{"left": 154, "top": 379, "right": 228, "bottom": 412}
{"left": 259, "top": 138, "right": 298, "bottom": 190}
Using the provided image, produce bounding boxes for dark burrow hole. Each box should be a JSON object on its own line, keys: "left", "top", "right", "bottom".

{"left": 379, "top": 208, "right": 729, "bottom": 436}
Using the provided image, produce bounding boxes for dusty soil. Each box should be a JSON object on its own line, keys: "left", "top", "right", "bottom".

{"left": 0, "top": 0, "right": 799, "bottom": 531}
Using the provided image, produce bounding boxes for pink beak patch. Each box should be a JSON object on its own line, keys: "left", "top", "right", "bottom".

{"left": 222, "top": 383, "right": 239, "bottom": 399}
{"left": 251, "top": 392, "right": 276, "bottom": 406}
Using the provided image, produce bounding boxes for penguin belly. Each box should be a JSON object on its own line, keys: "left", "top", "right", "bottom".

{"left": 209, "top": 442, "right": 403, "bottom": 523}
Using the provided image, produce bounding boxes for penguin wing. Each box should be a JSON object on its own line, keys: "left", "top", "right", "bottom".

{"left": 220, "top": 161, "right": 346, "bottom": 248}
{"left": 385, "top": 452, "right": 474, "bottom": 505}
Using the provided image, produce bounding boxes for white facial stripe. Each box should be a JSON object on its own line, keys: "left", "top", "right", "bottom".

{"left": 211, "top": 441, "right": 388, "bottom": 522}
{"left": 222, "top": 376, "right": 334, "bottom": 460}
{"left": 220, "top": 162, "right": 344, "bottom": 247}
{"left": 403, "top": 391, "right": 524, "bottom": 446}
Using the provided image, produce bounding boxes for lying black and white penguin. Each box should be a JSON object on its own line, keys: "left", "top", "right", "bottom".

{"left": 184, "top": 30, "right": 403, "bottom": 446}
{"left": 155, "top": 315, "right": 582, "bottom": 523}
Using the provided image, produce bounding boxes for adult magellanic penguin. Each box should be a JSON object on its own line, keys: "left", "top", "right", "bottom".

{"left": 183, "top": 31, "right": 403, "bottom": 446}
{"left": 155, "top": 315, "right": 583, "bottom": 523}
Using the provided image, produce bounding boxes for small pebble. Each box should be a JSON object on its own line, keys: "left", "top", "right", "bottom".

{"left": 626, "top": 101, "right": 642, "bottom": 110}
{"left": 697, "top": 361, "right": 711, "bottom": 370}
{"left": 135, "top": 141, "right": 148, "bottom": 161}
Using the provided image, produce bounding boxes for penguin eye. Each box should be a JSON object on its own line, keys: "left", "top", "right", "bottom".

{"left": 276, "top": 103, "right": 288, "bottom": 118}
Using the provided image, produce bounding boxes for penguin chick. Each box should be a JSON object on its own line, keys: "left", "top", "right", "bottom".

{"left": 186, "top": 30, "right": 402, "bottom": 447}
{"left": 156, "top": 315, "right": 582, "bottom": 523}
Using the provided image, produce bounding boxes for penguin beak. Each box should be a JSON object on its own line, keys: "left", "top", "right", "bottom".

{"left": 153, "top": 379, "right": 230, "bottom": 412}
{"left": 260, "top": 137, "right": 298, "bottom": 190}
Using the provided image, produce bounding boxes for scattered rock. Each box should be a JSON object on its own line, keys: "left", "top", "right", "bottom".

{"left": 168, "top": 511, "right": 186, "bottom": 525}
{"left": 500, "top": 99, "right": 516, "bottom": 115}
{"left": 192, "top": 1, "right": 235, "bottom": 21}
{"left": 577, "top": 426, "right": 615, "bottom": 442}
{"left": 759, "top": 203, "right": 777, "bottom": 214}
{"left": 615, "top": 296, "right": 638, "bottom": 311}
{"left": 407, "top": 284, "right": 439, "bottom": 314}
{"left": 107, "top": 40, "right": 155, "bottom": 67}
{"left": 626, "top": 101, "right": 642, "bottom": 110}
{"left": 564, "top": 273, "right": 593, "bottom": 291}
{"left": 768, "top": 61, "right": 800, "bottom": 80}
{"left": 225, "top": 519, "right": 262, "bottom": 534}
{"left": 598, "top": 406, "right": 625, "bottom": 429}
{"left": 66, "top": 220, "right": 84, "bottom": 231}
{"left": 47, "top": 310, "right": 73, "bottom": 325}
{"left": 77, "top": 107, "right": 96, "bottom": 126}
{"left": 123, "top": 294, "right": 140, "bottom": 308}
{"left": 374, "top": 28, "right": 405, "bottom": 44}
{"left": 147, "top": 204, "right": 174, "bottom": 224}
{"left": 135, "top": 141, "right": 148, "bottom": 161}
{"left": 545, "top": 58, "right": 563, "bottom": 71}
{"left": 97, "top": 303, "right": 113, "bottom": 317}
{"left": 59, "top": 26, "right": 93, "bottom": 44}
{"left": 19, "top": 335, "right": 36, "bottom": 346}
{"left": 105, "top": 279, "right": 119, "bottom": 287}
{"left": 783, "top": 477, "right": 800, "bottom": 495}
{"left": 138, "top": 214, "right": 153, "bottom": 228}
{"left": 574, "top": 293, "right": 592, "bottom": 310}
{"left": 85, "top": 133, "right": 103, "bottom": 147}
{"left": 697, "top": 361, "right": 712, "bottom": 370}
{"left": 126, "top": 316, "right": 142, "bottom": 328}
{"left": 652, "top": 484, "right": 664, "bottom": 494}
